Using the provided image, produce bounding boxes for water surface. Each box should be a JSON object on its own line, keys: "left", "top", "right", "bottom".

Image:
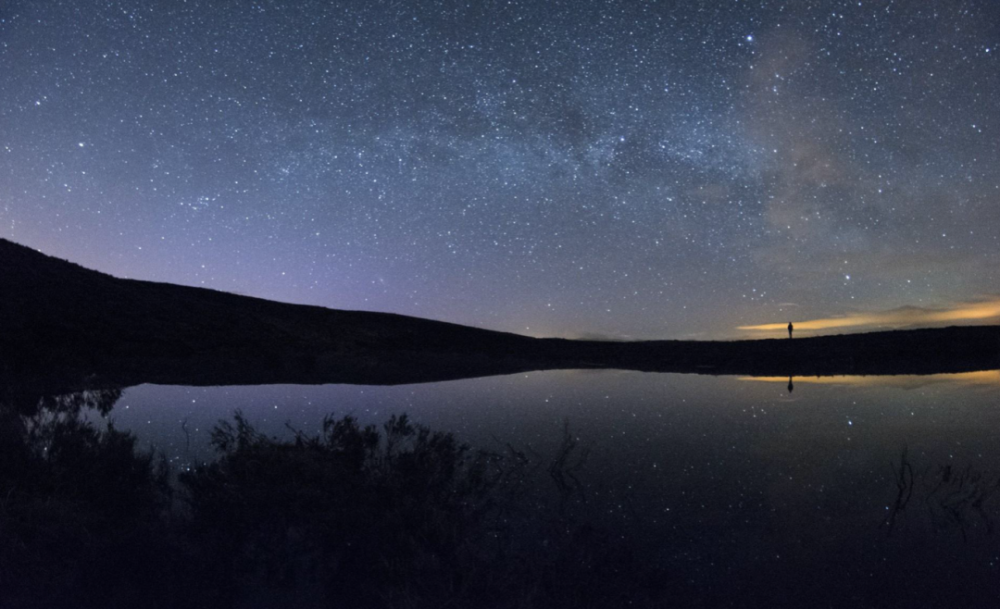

{"left": 25, "top": 370, "right": 1000, "bottom": 605}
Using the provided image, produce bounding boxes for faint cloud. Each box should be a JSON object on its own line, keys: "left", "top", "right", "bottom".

{"left": 741, "top": 370, "right": 1000, "bottom": 389}
{"left": 738, "top": 296, "right": 1000, "bottom": 333}
{"left": 572, "top": 331, "right": 638, "bottom": 342}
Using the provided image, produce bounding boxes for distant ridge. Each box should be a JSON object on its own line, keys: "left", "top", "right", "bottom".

{"left": 0, "top": 238, "right": 540, "bottom": 387}
{"left": 1, "top": 238, "right": 998, "bottom": 394}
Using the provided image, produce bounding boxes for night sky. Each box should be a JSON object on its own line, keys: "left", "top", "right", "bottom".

{"left": 2, "top": 0, "right": 998, "bottom": 339}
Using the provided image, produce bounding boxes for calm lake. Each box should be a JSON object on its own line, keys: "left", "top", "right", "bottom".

{"left": 100, "top": 369, "right": 1000, "bottom": 606}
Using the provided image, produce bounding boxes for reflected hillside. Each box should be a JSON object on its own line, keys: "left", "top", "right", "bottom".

{"left": 3, "top": 325, "right": 999, "bottom": 397}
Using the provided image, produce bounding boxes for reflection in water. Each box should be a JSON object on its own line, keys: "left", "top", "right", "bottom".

{"left": 883, "top": 448, "right": 1000, "bottom": 541}
{"left": 0, "top": 389, "right": 176, "bottom": 608}
{"left": 0, "top": 387, "right": 651, "bottom": 608}
{"left": 923, "top": 463, "right": 1000, "bottom": 540}
{"left": 3, "top": 371, "right": 1000, "bottom": 607}
{"left": 882, "top": 448, "right": 915, "bottom": 536}
{"left": 741, "top": 369, "right": 1000, "bottom": 388}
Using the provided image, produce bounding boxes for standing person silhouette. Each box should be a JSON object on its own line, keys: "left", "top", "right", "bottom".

{"left": 787, "top": 322, "right": 793, "bottom": 339}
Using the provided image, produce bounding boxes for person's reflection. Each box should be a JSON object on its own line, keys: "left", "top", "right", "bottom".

{"left": 787, "top": 376, "right": 794, "bottom": 393}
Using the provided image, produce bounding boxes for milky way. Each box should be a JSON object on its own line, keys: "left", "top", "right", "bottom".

{"left": 2, "top": 0, "right": 997, "bottom": 339}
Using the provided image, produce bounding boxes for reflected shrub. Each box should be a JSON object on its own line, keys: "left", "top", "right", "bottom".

{"left": 884, "top": 448, "right": 1000, "bottom": 540}
{"left": 1, "top": 395, "right": 663, "bottom": 608}
{"left": 0, "top": 402, "right": 179, "bottom": 608}
{"left": 181, "top": 412, "right": 521, "bottom": 606}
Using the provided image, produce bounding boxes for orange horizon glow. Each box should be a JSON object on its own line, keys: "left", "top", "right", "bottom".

{"left": 738, "top": 297, "right": 1000, "bottom": 333}
{"left": 740, "top": 370, "right": 1000, "bottom": 388}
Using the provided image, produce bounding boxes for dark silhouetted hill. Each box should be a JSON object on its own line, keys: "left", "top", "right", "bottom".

{"left": 0, "top": 238, "right": 544, "bottom": 388}
{"left": 1, "top": 238, "right": 997, "bottom": 393}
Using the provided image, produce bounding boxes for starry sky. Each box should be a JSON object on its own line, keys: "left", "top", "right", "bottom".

{"left": 2, "top": 0, "right": 998, "bottom": 340}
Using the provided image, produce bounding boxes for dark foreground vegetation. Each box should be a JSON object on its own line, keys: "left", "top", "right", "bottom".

{"left": 0, "top": 391, "right": 659, "bottom": 609}
{"left": 3, "top": 237, "right": 998, "bottom": 396}
{"left": 4, "top": 389, "right": 1000, "bottom": 608}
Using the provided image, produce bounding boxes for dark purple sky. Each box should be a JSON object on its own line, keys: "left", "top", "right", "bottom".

{"left": 2, "top": 0, "right": 998, "bottom": 338}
